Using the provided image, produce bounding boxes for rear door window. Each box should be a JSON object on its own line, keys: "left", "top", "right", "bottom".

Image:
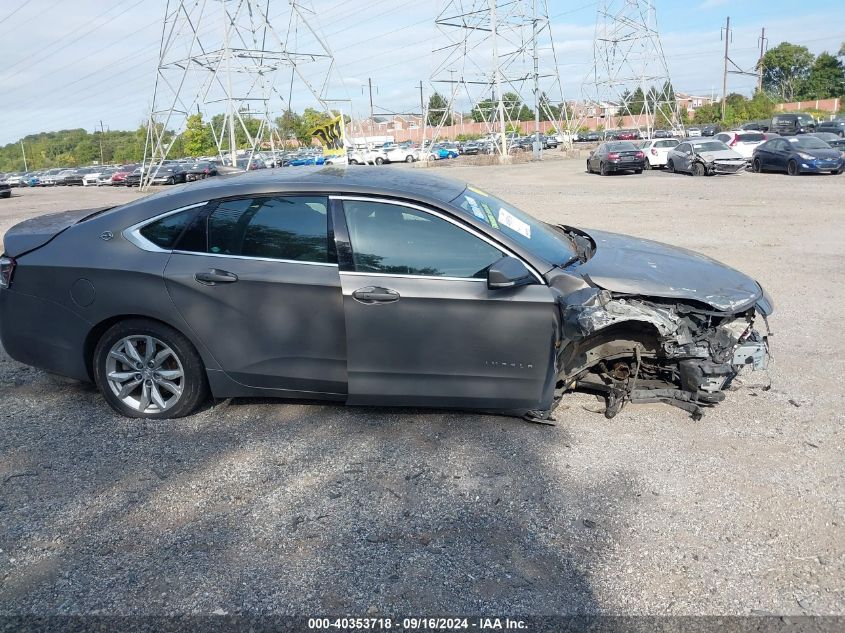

{"left": 174, "top": 196, "right": 330, "bottom": 263}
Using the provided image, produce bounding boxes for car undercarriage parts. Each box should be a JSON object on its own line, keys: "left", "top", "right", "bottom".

{"left": 559, "top": 288, "right": 769, "bottom": 420}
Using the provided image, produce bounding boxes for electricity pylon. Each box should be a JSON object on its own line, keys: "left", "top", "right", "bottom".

{"left": 142, "top": 0, "right": 337, "bottom": 188}
{"left": 428, "top": 0, "right": 572, "bottom": 160}
{"left": 582, "top": 0, "right": 681, "bottom": 135}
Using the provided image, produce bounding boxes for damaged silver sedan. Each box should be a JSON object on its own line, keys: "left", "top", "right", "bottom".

{"left": 667, "top": 139, "right": 747, "bottom": 176}
{"left": 0, "top": 168, "right": 770, "bottom": 421}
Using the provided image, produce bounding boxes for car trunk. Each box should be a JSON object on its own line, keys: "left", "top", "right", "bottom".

{"left": 2, "top": 207, "right": 110, "bottom": 257}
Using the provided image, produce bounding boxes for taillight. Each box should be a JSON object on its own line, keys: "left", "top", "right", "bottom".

{"left": 729, "top": 137, "right": 738, "bottom": 146}
{"left": 635, "top": 151, "right": 645, "bottom": 159}
{"left": 607, "top": 152, "right": 620, "bottom": 159}
{"left": 0, "top": 256, "right": 16, "bottom": 289}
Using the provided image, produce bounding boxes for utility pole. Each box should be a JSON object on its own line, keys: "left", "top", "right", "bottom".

{"left": 721, "top": 16, "right": 731, "bottom": 121}
{"left": 757, "top": 27, "right": 767, "bottom": 93}
{"left": 20, "top": 141, "right": 27, "bottom": 171}
{"left": 419, "top": 80, "right": 424, "bottom": 117}
{"left": 98, "top": 120, "right": 106, "bottom": 165}
{"left": 368, "top": 77, "right": 375, "bottom": 137}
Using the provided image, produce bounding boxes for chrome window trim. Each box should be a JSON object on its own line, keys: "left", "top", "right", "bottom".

{"left": 122, "top": 202, "right": 209, "bottom": 253}
{"left": 339, "top": 270, "right": 485, "bottom": 282}
{"left": 171, "top": 250, "right": 338, "bottom": 267}
{"left": 331, "top": 195, "right": 546, "bottom": 284}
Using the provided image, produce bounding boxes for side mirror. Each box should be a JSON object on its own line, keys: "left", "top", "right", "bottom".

{"left": 487, "top": 256, "right": 534, "bottom": 290}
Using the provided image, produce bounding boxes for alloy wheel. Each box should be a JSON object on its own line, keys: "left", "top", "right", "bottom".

{"left": 787, "top": 160, "right": 799, "bottom": 176}
{"left": 105, "top": 335, "right": 184, "bottom": 414}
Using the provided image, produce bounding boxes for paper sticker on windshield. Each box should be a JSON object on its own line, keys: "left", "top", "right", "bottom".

{"left": 464, "top": 195, "right": 487, "bottom": 221}
{"left": 787, "top": 137, "right": 799, "bottom": 143}
{"left": 497, "top": 207, "right": 531, "bottom": 238}
{"left": 479, "top": 201, "right": 499, "bottom": 228}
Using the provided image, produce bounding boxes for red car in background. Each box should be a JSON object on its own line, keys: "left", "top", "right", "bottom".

{"left": 109, "top": 165, "right": 137, "bottom": 186}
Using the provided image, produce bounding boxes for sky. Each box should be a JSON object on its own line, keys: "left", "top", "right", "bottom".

{"left": 1, "top": 0, "right": 844, "bottom": 145}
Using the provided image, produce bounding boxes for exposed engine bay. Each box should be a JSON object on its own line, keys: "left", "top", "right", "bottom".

{"left": 553, "top": 287, "right": 771, "bottom": 420}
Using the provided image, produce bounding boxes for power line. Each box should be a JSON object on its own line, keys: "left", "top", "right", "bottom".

{"left": 0, "top": 0, "right": 34, "bottom": 26}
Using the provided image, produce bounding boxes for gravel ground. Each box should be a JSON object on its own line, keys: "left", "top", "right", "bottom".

{"left": 0, "top": 163, "right": 842, "bottom": 617}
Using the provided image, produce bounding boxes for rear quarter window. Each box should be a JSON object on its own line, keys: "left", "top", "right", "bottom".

{"left": 139, "top": 209, "right": 199, "bottom": 249}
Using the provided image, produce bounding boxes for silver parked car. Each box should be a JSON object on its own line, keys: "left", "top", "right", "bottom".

{"left": 0, "top": 168, "right": 772, "bottom": 421}
{"left": 666, "top": 139, "right": 746, "bottom": 176}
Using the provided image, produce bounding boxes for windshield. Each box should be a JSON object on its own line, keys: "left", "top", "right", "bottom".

{"left": 791, "top": 137, "right": 830, "bottom": 150}
{"left": 691, "top": 141, "right": 729, "bottom": 152}
{"left": 451, "top": 186, "right": 575, "bottom": 265}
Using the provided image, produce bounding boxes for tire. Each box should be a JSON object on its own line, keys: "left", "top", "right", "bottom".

{"left": 405, "top": 155, "right": 414, "bottom": 163}
{"left": 349, "top": 159, "right": 359, "bottom": 165}
{"left": 586, "top": 160, "right": 592, "bottom": 174}
{"left": 643, "top": 161, "right": 651, "bottom": 170}
{"left": 667, "top": 160, "right": 675, "bottom": 173}
{"left": 691, "top": 162, "right": 706, "bottom": 177}
{"left": 93, "top": 318, "right": 208, "bottom": 419}
{"left": 374, "top": 157, "right": 385, "bottom": 165}
{"left": 752, "top": 158, "right": 762, "bottom": 173}
{"left": 600, "top": 162, "right": 609, "bottom": 176}
{"left": 787, "top": 160, "right": 799, "bottom": 176}
{"left": 634, "top": 169, "right": 643, "bottom": 174}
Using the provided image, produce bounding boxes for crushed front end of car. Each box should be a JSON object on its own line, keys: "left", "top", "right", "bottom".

{"left": 696, "top": 152, "right": 746, "bottom": 174}
{"left": 552, "top": 287, "right": 772, "bottom": 420}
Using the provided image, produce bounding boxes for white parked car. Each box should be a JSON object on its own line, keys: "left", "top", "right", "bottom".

{"left": 83, "top": 169, "right": 108, "bottom": 186}
{"left": 714, "top": 131, "right": 767, "bottom": 161}
{"left": 639, "top": 138, "right": 680, "bottom": 168}
{"left": 384, "top": 145, "right": 421, "bottom": 163}
{"left": 686, "top": 127, "right": 702, "bottom": 137}
{"left": 347, "top": 148, "right": 388, "bottom": 165}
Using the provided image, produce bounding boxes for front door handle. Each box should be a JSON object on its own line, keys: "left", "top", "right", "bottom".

{"left": 194, "top": 269, "right": 238, "bottom": 285}
{"left": 352, "top": 286, "right": 400, "bottom": 304}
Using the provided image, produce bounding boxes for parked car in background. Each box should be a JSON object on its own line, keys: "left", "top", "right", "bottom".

{"left": 582, "top": 131, "right": 602, "bottom": 143}
{"left": 586, "top": 141, "right": 646, "bottom": 175}
{"left": 652, "top": 129, "right": 671, "bottom": 139}
{"left": 384, "top": 145, "right": 421, "bottom": 163}
{"left": 429, "top": 144, "right": 459, "bottom": 160}
{"left": 639, "top": 138, "right": 680, "bottom": 169}
{"left": 110, "top": 165, "right": 136, "bottom": 186}
{"left": 83, "top": 168, "right": 109, "bottom": 186}
{"left": 347, "top": 148, "right": 387, "bottom": 165}
{"left": 95, "top": 168, "right": 117, "bottom": 186}
{"left": 751, "top": 135, "right": 844, "bottom": 175}
{"left": 149, "top": 165, "right": 188, "bottom": 185}
{"left": 38, "top": 169, "right": 63, "bottom": 186}
{"left": 741, "top": 120, "right": 770, "bottom": 132}
{"left": 666, "top": 139, "right": 745, "bottom": 176}
{"left": 816, "top": 118, "right": 845, "bottom": 137}
{"left": 685, "top": 127, "right": 702, "bottom": 137}
{"left": 124, "top": 168, "right": 143, "bottom": 187}
{"left": 809, "top": 132, "right": 845, "bottom": 153}
{"left": 186, "top": 161, "right": 219, "bottom": 182}
{"left": 543, "top": 135, "right": 559, "bottom": 149}
{"left": 461, "top": 141, "right": 481, "bottom": 155}
{"left": 701, "top": 124, "right": 721, "bottom": 137}
{"left": 0, "top": 181, "right": 10, "bottom": 199}
{"left": 3, "top": 173, "right": 24, "bottom": 187}
{"left": 612, "top": 129, "right": 640, "bottom": 141}
{"left": 713, "top": 131, "right": 767, "bottom": 161}
{"left": 770, "top": 113, "right": 816, "bottom": 136}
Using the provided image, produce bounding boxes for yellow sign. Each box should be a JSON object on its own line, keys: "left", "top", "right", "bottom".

{"left": 311, "top": 115, "right": 346, "bottom": 157}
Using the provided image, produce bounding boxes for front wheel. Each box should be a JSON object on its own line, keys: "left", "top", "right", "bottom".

{"left": 93, "top": 319, "right": 208, "bottom": 419}
{"left": 643, "top": 161, "right": 651, "bottom": 170}
{"left": 374, "top": 157, "right": 385, "bottom": 165}
{"left": 752, "top": 158, "right": 762, "bottom": 173}
{"left": 787, "top": 159, "right": 799, "bottom": 176}
{"left": 405, "top": 155, "right": 415, "bottom": 163}
{"left": 691, "top": 162, "right": 706, "bottom": 177}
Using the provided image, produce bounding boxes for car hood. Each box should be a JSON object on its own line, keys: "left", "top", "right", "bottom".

{"left": 696, "top": 148, "right": 744, "bottom": 161}
{"left": 794, "top": 148, "right": 842, "bottom": 160}
{"left": 573, "top": 228, "right": 763, "bottom": 312}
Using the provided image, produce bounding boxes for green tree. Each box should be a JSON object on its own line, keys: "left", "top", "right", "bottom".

{"left": 800, "top": 52, "right": 845, "bottom": 99}
{"left": 839, "top": 42, "right": 845, "bottom": 58}
{"left": 760, "top": 42, "right": 814, "bottom": 102}
{"left": 181, "top": 113, "right": 213, "bottom": 157}
{"left": 628, "top": 87, "right": 646, "bottom": 114}
{"left": 427, "top": 92, "right": 452, "bottom": 126}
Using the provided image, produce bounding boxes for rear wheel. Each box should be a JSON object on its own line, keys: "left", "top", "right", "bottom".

{"left": 752, "top": 157, "right": 762, "bottom": 173}
{"left": 405, "top": 155, "right": 415, "bottom": 163}
{"left": 374, "top": 157, "right": 385, "bottom": 165}
{"left": 586, "top": 160, "right": 592, "bottom": 173}
{"left": 787, "top": 159, "right": 799, "bottom": 176}
{"left": 643, "top": 160, "right": 651, "bottom": 170}
{"left": 93, "top": 319, "right": 208, "bottom": 419}
{"left": 666, "top": 160, "right": 675, "bottom": 173}
{"left": 600, "top": 162, "right": 609, "bottom": 176}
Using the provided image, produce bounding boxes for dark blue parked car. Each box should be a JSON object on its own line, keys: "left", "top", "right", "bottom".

{"left": 751, "top": 135, "right": 844, "bottom": 175}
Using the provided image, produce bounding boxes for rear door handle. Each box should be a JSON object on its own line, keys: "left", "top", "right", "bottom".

{"left": 351, "top": 286, "right": 400, "bottom": 304}
{"left": 194, "top": 269, "right": 238, "bottom": 285}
